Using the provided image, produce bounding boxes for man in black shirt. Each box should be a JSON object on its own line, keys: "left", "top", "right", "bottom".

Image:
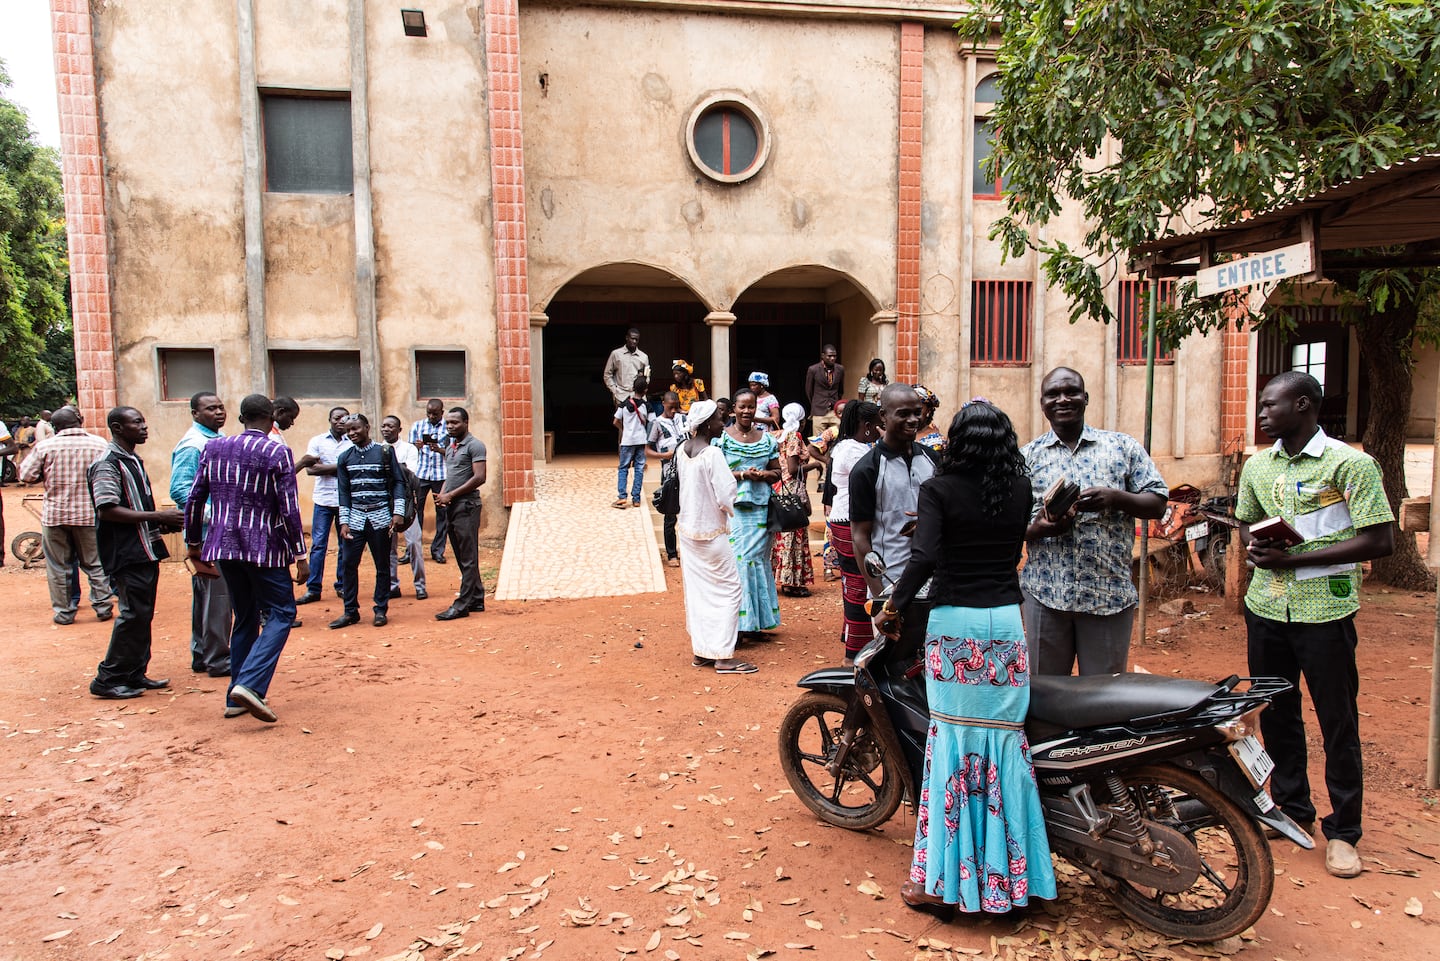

{"left": 850, "top": 383, "right": 936, "bottom": 602}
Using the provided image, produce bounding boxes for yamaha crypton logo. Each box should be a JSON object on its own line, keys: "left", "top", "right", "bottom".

{"left": 1049, "top": 736, "right": 1146, "bottom": 759}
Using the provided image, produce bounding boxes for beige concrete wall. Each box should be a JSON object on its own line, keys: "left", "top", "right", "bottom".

{"left": 95, "top": 0, "right": 249, "bottom": 468}
{"left": 263, "top": 195, "right": 358, "bottom": 341}
{"left": 254, "top": 0, "right": 350, "bottom": 90}
{"left": 520, "top": 6, "right": 897, "bottom": 314}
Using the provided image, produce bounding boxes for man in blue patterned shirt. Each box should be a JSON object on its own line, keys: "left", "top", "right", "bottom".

{"left": 332, "top": 414, "right": 408, "bottom": 629}
{"left": 1021, "top": 368, "right": 1168, "bottom": 675}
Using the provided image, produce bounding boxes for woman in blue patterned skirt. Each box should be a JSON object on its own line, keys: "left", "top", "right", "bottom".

{"left": 715, "top": 388, "right": 781, "bottom": 639}
{"left": 874, "top": 399, "right": 1055, "bottom": 915}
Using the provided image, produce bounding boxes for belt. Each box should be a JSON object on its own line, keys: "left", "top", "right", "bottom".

{"left": 929, "top": 710, "right": 1024, "bottom": 731}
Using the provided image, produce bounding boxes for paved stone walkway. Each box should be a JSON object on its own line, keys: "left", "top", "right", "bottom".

{"left": 494, "top": 466, "right": 668, "bottom": 600}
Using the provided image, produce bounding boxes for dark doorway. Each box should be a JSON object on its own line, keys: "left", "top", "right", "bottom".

{"left": 543, "top": 302, "right": 711, "bottom": 454}
{"left": 731, "top": 303, "right": 835, "bottom": 413}
{"left": 1255, "top": 307, "right": 1364, "bottom": 440}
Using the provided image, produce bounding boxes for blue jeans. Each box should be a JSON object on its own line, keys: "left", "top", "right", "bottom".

{"left": 617, "top": 445, "right": 646, "bottom": 502}
{"left": 305, "top": 505, "right": 341, "bottom": 595}
{"left": 218, "top": 561, "right": 296, "bottom": 703}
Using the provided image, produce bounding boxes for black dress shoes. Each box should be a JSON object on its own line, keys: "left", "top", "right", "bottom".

{"left": 207, "top": 667, "right": 232, "bottom": 678}
{"left": 373, "top": 613, "right": 388, "bottom": 627}
{"left": 90, "top": 683, "right": 144, "bottom": 699}
{"left": 295, "top": 591, "right": 321, "bottom": 605}
{"left": 134, "top": 676, "right": 171, "bottom": 690}
{"left": 468, "top": 601, "right": 486, "bottom": 612}
{"left": 430, "top": 554, "right": 447, "bottom": 564}
{"left": 388, "top": 588, "right": 402, "bottom": 599}
{"left": 435, "top": 607, "right": 468, "bottom": 621}
{"left": 329, "top": 613, "right": 361, "bottom": 629}
{"left": 414, "top": 590, "right": 428, "bottom": 600}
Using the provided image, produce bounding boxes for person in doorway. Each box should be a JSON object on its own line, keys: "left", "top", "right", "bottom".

{"left": 381, "top": 415, "right": 427, "bottom": 601}
{"left": 857, "top": 358, "right": 888, "bottom": 404}
{"left": 18, "top": 406, "right": 115, "bottom": 624}
{"left": 850, "top": 383, "right": 937, "bottom": 606}
{"left": 1237, "top": 370, "right": 1394, "bottom": 879}
{"left": 716, "top": 388, "right": 781, "bottom": 640}
{"left": 824, "top": 400, "right": 881, "bottom": 663}
{"left": 604, "top": 327, "right": 651, "bottom": 408}
{"left": 675, "top": 400, "right": 754, "bottom": 675}
{"left": 87, "top": 407, "right": 184, "bottom": 699}
{"left": 295, "top": 407, "right": 352, "bottom": 604}
{"left": 434, "top": 407, "right": 488, "bottom": 620}
{"left": 771, "top": 402, "right": 814, "bottom": 597}
{"left": 875, "top": 399, "right": 1056, "bottom": 916}
{"left": 409, "top": 398, "right": 450, "bottom": 564}
{"left": 613, "top": 374, "right": 650, "bottom": 509}
{"left": 332, "top": 414, "right": 407, "bottom": 628}
{"left": 171, "top": 391, "right": 232, "bottom": 677}
{"left": 749, "top": 372, "right": 781, "bottom": 430}
{"left": 669, "top": 360, "right": 706, "bottom": 414}
{"left": 647, "top": 391, "right": 687, "bottom": 567}
{"left": 184, "top": 394, "right": 306, "bottom": 723}
{"left": 1020, "top": 367, "right": 1168, "bottom": 676}
{"left": 804, "top": 344, "right": 845, "bottom": 435}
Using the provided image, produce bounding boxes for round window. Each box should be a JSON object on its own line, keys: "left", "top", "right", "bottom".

{"left": 686, "top": 95, "right": 770, "bottom": 184}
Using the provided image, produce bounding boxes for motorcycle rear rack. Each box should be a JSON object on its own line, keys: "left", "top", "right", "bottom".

{"left": 1185, "top": 675, "right": 1292, "bottom": 723}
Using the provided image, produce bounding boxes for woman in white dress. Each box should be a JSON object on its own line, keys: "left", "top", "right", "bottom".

{"left": 676, "top": 400, "right": 756, "bottom": 674}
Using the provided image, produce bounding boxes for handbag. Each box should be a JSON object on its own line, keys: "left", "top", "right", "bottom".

{"left": 767, "top": 482, "right": 811, "bottom": 532}
{"left": 652, "top": 460, "right": 680, "bottom": 515}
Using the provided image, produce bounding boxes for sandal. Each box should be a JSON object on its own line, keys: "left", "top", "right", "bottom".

{"left": 738, "top": 631, "right": 775, "bottom": 644}
{"left": 715, "top": 661, "right": 758, "bottom": 675}
{"left": 691, "top": 656, "right": 715, "bottom": 668}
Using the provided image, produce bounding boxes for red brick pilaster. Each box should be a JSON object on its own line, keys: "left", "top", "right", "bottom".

{"left": 894, "top": 22, "right": 924, "bottom": 383}
{"left": 1220, "top": 298, "right": 1251, "bottom": 446}
{"left": 486, "top": 0, "right": 535, "bottom": 505}
{"left": 51, "top": 0, "right": 115, "bottom": 428}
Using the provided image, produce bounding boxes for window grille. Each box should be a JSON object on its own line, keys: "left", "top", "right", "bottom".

{"left": 1117, "top": 279, "right": 1176, "bottom": 364}
{"left": 970, "top": 280, "right": 1032, "bottom": 366}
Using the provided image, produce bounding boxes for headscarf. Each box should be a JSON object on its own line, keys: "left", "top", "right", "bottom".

{"left": 672, "top": 359, "right": 693, "bottom": 374}
{"left": 781, "top": 402, "right": 805, "bottom": 433}
{"left": 747, "top": 371, "right": 770, "bottom": 387}
{"left": 688, "top": 399, "right": 718, "bottom": 432}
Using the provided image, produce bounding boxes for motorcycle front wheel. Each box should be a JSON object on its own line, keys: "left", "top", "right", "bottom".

{"left": 1103, "top": 763, "right": 1273, "bottom": 942}
{"left": 777, "top": 691, "right": 904, "bottom": 831}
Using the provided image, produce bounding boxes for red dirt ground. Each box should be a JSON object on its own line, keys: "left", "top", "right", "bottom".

{"left": 1, "top": 488, "right": 1437, "bottom": 961}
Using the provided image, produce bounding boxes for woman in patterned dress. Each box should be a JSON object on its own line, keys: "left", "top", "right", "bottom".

{"left": 873, "top": 399, "right": 1055, "bottom": 915}
{"left": 715, "top": 388, "right": 782, "bottom": 639}
{"left": 771, "top": 403, "right": 815, "bottom": 597}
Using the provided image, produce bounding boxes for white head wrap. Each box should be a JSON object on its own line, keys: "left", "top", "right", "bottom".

{"left": 781, "top": 402, "right": 805, "bottom": 433}
{"left": 688, "top": 399, "right": 719, "bottom": 432}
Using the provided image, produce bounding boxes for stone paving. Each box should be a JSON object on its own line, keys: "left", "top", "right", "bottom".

{"left": 494, "top": 465, "right": 668, "bottom": 600}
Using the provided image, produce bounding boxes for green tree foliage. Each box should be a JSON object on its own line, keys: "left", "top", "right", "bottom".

{"left": 960, "top": 1, "right": 1440, "bottom": 588}
{"left": 0, "top": 60, "right": 69, "bottom": 409}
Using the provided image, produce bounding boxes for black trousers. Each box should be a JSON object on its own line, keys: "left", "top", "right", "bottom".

{"left": 446, "top": 497, "right": 484, "bottom": 610}
{"left": 416, "top": 478, "right": 449, "bottom": 559}
{"left": 339, "top": 521, "right": 393, "bottom": 616}
{"left": 1245, "top": 608, "right": 1363, "bottom": 844}
{"left": 95, "top": 561, "right": 159, "bottom": 687}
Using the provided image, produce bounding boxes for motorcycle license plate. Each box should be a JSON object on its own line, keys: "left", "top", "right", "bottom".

{"left": 1185, "top": 521, "right": 1210, "bottom": 542}
{"left": 1229, "top": 735, "right": 1275, "bottom": 789}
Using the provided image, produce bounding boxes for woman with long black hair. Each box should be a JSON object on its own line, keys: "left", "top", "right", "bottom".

{"left": 874, "top": 399, "right": 1055, "bottom": 915}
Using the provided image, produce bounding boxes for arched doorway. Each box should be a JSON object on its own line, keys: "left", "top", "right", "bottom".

{"left": 541, "top": 263, "right": 711, "bottom": 455}
{"left": 732, "top": 266, "right": 882, "bottom": 414}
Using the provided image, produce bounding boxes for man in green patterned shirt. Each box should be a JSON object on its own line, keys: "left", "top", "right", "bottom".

{"left": 1237, "top": 371, "right": 1394, "bottom": 879}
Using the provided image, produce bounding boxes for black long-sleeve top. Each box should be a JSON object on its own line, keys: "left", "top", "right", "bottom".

{"left": 889, "top": 472, "right": 1031, "bottom": 612}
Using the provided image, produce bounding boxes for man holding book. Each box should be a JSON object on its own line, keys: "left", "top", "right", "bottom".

{"left": 1238, "top": 370, "right": 1394, "bottom": 879}
{"left": 1021, "top": 367, "right": 1168, "bottom": 675}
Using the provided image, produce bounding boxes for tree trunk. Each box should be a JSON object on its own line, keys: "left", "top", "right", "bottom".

{"left": 1354, "top": 297, "right": 1436, "bottom": 591}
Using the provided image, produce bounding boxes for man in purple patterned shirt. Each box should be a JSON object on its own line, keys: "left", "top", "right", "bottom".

{"left": 184, "top": 394, "right": 306, "bottom": 723}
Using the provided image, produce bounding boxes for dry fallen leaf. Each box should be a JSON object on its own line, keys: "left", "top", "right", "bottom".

{"left": 277, "top": 895, "right": 300, "bottom": 907}
{"left": 366, "top": 922, "right": 383, "bottom": 939}
{"left": 40, "top": 930, "right": 71, "bottom": 943}
{"left": 645, "top": 930, "right": 662, "bottom": 951}
{"left": 1404, "top": 897, "right": 1424, "bottom": 917}
{"left": 325, "top": 949, "right": 345, "bottom": 960}
{"left": 804, "top": 918, "right": 823, "bottom": 930}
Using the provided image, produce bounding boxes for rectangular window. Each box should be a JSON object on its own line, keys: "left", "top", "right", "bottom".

{"left": 262, "top": 94, "right": 354, "bottom": 194}
{"left": 159, "top": 348, "right": 217, "bottom": 401}
{"left": 1291, "top": 341, "right": 1327, "bottom": 391}
{"left": 970, "top": 280, "right": 1032, "bottom": 366}
{"left": 973, "top": 118, "right": 1009, "bottom": 198}
{"left": 416, "top": 350, "right": 467, "bottom": 398}
{"left": 1116, "top": 279, "right": 1177, "bottom": 364}
{"left": 271, "top": 350, "right": 362, "bottom": 399}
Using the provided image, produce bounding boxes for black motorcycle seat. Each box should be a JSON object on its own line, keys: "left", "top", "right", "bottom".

{"left": 1028, "top": 673, "right": 1220, "bottom": 729}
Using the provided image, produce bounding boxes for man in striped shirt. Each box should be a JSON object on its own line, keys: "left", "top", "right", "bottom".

{"left": 332, "top": 414, "right": 407, "bottom": 629}
{"left": 408, "top": 398, "right": 449, "bottom": 564}
{"left": 185, "top": 394, "right": 306, "bottom": 723}
{"left": 87, "top": 407, "right": 184, "bottom": 700}
{"left": 19, "top": 406, "right": 115, "bottom": 624}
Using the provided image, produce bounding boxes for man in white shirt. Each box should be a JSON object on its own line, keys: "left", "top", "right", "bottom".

{"left": 381, "top": 415, "right": 426, "bottom": 600}
{"left": 612, "top": 375, "right": 651, "bottom": 508}
{"left": 294, "top": 406, "right": 352, "bottom": 604}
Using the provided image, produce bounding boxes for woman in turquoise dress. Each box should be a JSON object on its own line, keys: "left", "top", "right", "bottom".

{"left": 715, "top": 388, "right": 781, "bottom": 638}
{"left": 873, "top": 399, "right": 1055, "bottom": 916}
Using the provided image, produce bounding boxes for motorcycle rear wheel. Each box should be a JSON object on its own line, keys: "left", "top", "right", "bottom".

{"left": 777, "top": 691, "right": 904, "bottom": 831}
{"left": 1102, "top": 764, "right": 1273, "bottom": 942}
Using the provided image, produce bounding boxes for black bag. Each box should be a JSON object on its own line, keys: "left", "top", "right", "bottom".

{"left": 382, "top": 444, "right": 421, "bottom": 529}
{"left": 652, "top": 460, "right": 680, "bottom": 515}
{"left": 767, "top": 483, "right": 810, "bottom": 532}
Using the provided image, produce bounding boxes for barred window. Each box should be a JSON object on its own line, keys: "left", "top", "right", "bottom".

{"left": 971, "top": 280, "right": 1032, "bottom": 366}
{"left": 416, "top": 350, "right": 466, "bottom": 398}
{"left": 1117, "top": 279, "right": 1176, "bottom": 364}
{"left": 271, "top": 350, "right": 362, "bottom": 398}
{"left": 262, "top": 93, "right": 354, "bottom": 194}
{"left": 159, "top": 349, "right": 216, "bottom": 401}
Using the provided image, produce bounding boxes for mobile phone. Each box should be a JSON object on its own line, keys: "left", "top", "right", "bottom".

{"left": 423, "top": 434, "right": 435, "bottom": 443}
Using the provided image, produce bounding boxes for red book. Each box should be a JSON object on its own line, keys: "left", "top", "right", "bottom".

{"left": 1248, "top": 515, "right": 1304, "bottom": 548}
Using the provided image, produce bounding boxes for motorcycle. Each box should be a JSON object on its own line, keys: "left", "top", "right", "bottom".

{"left": 776, "top": 554, "right": 1311, "bottom": 942}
